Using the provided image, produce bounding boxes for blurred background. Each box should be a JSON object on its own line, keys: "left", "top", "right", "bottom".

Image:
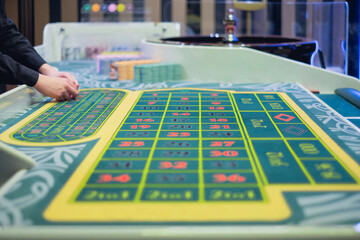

{"left": 4, "top": 0, "right": 359, "bottom": 78}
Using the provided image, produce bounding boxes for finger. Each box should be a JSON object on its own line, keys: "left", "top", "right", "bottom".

{"left": 62, "top": 72, "right": 79, "bottom": 89}
{"left": 57, "top": 72, "right": 79, "bottom": 89}
{"left": 56, "top": 95, "right": 65, "bottom": 102}
{"left": 62, "top": 91, "right": 71, "bottom": 101}
{"left": 66, "top": 84, "right": 79, "bottom": 99}
{"left": 70, "top": 74, "right": 80, "bottom": 88}
{"left": 69, "top": 76, "right": 79, "bottom": 89}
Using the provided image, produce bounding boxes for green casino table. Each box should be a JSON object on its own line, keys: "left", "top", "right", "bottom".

{"left": 0, "top": 60, "right": 359, "bottom": 239}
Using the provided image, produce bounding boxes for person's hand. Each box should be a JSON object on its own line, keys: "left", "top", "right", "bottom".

{"left": 38, "top": 63, "right": 80, "bottom": 89}
{"left": 34, "top": 74, "right": 79, "bottom": 101}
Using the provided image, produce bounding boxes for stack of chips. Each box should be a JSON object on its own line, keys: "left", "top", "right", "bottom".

{"left": 110, "top": 59, "right": 160, "bottom": 80}
{"left": 173, "top": 63, "right": 182, "bottom": 80}
{"left": 134, "top": 63, "right": 183, "bottom": 83}
{"left": 96, "top": 51, "right": 142, "bottom": 75}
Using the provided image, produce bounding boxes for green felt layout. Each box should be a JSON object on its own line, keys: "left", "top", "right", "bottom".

{"left": 75, "top": 90, "right": 356, "bottom": 204}
{"left": 2, "top": 88, "right": 359, "bottom": 222}
{"left": 11, "top": 89, "right": 126, "bottom": 142}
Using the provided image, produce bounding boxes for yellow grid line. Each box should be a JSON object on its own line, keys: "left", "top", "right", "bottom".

{"left": 69, "top": 90, "right": 358, "bottom": 205}
{"left": 70, "top": 90, "right": 142, "bottom": 202}
{"left": 14, "top": 90, "right": 125, "bottom": 142}
{"left": 45, "top": 92, "right": 104, "bottom": 136}
{"left": 66, "top": 92, "right": 125, "bottom": 137}
{"left": 17, "top": 102, "right": 69, "bottom": 141}
{"left": 254, "top": 93, "right": 316, "bottom": 185}
{"left": 231, "top": 93, "right": 269, "bottom": 185}
{"left": 198, "top": 93, "right": 204, "bottom": 202}
{"left": 133, "top": 92, "right": 173, "bottom": 202}
{"left": 277, "top": 94, "right": 360, "bottom": 184}
{"left": 228, "top": 92, "right": 268, "bottom": 201}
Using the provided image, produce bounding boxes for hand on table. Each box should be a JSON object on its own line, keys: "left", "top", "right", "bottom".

{"left": 34, "top": 63, "right": 80, "bottom": 101}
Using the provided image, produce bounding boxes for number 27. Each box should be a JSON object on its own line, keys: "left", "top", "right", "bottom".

{"left": 210, "top": 141, "right": 235, "bottom": 147}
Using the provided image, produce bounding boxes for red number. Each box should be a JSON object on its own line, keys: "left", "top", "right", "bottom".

{"left": 97, "top": 174, "right": 112, "bottom": 183}
{"left": 227, "top": 174, "right": 246, "bottom": 183}
{"left": 209, "top": 118, "right": 228, "bottom": 122}
{"left": 208, "top": 107, "right": 224, "bottom": 110}
{"left": 211, "top": 151, "right": 222, "bottom": 157}
{"left": 144, "top": 119, "right": 154, "bottom": 122}
{"left": 210, "top": 141, "right": 235, "bottom": 147}
{"left": 97, "top": 174, "right": 131, "bottom": 183}
{"left": 159, "top": 161, "right": 188, "bottom": 169}
{"left": 113, "top": 174, "right": 131, "bottom": 183}
{"left": 159, "top": 161, "right": 173, "bottom": 169}
{"left": 213, "top": 174, "right": 227, "bottom": 183}
{"left": 133, "top": 141, "right": 145, "bottom": 147}
{"left": 213, "top": 174, "right": 246, "bottom": 183}
{"left": 167, "top": 132, "right": 179, "bottom": 137}
{"left": 172, "top": 112, "right": 191, "bottom": 116}
{"left": 118, "top": 141, "right": 145, "bottom": 147}
{"left": 210, "top": 150, "right": 239, "bottom": 157}
{"left": 167, "top": 132, "right": 191, "bottom": 137}
{"left": 174, "top": 161, "right": 188, "bottom": 169}
{"left": 217, "top": 118, "right": 228, "bottom": 122}
{"left": 224, "top": 151, "right": 238, "bottom": 157}
{"left": 181, "top": 132, "right": 191, "bottom": 137}
{"left": 131, "top": 125, "right": 151, "bottom": 129}
{"left": 210, "top": 141, "right": 223, "bottom": 147}
{"left": 224, "top": 141, "right": 235, "bottom": 147}
{"left": 136, "top": 118, "right": 154, "bottom": 122}
{"left": 118, "top": 141, "right": 132, "bottom": 147}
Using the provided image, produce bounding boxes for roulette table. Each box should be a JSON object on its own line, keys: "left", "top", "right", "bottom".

{"left": 0, "top": 60, "right": 360, "bottom": 239}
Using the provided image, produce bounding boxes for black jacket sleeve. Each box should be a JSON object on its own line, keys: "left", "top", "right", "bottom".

{"left": 0, "top": 0, "right": 46, "bottom": 86}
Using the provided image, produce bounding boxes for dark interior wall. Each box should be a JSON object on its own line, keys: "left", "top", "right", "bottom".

{"left": 18, "top": 0, "right": 34, "bottom": 45}
{"left": 5, "top": 0, "right": 78, "bottom": 46}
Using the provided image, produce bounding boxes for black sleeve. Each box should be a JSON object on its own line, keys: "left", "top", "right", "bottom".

{"left": 0, "top": 51, "right": 39, "bottom": 86}
{"left": 0, "top": 0, "right": 46, "bottom": 86}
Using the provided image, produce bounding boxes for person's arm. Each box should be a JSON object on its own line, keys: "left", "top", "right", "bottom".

{"left": 0, "top": 51, "right": 38, "bottom": 86}
{"left": 0, "top": 5, "right": 45, "bottom": 73}
{"left": 0, "top": 37, "right": 80, "bottom": 101}
{"left": 0, "top": 52, "right": 79, "bottom": 101}
{"left": 0, "top": 1, "right": 79, "bottom": 101}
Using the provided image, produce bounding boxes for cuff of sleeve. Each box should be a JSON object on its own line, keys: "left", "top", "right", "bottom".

{"left": 17, "top": 66, "right": 39, "bottom": 87}
{"left": 30, "top": 55, "right": 46, "bottom": 72}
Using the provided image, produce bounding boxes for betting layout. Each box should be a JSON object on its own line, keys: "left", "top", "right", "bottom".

{"left": 1, "top": 88, "right": 359, "bottom": 222}
{"left": 7, "top": 89, "right": 128, "bottom": 145}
